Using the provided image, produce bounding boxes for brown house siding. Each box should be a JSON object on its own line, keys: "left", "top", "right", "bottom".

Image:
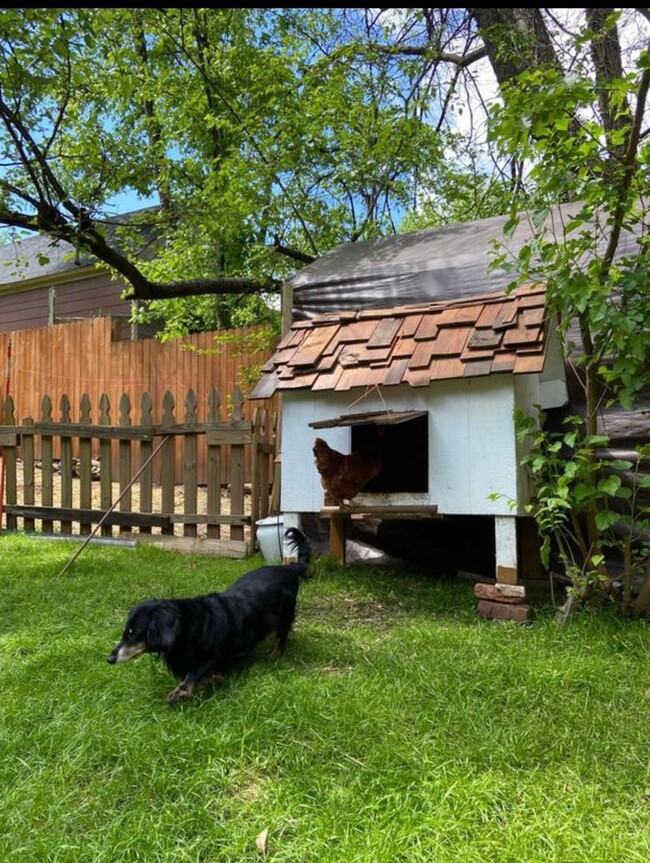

{"left": 0, "top": 284, "right": 51, "bottom": 331}
{"left": 51, "top": 272, "right": 134, "bottom": 321}
{"left": 0, "top": 270, "right": 133, "bottom": 333}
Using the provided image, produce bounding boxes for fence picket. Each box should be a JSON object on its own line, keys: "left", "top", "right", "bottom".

{"left": 79, "top": 394, "right": 93, "bottom": 535}
{"left": 22, "top": 418, "right": 35, "bottom": 533}
{"left": 160, "top": 391, "right": 176, "bottom": 536}
{"left": 98, "top": 393, "right": 113, "bottom": 537}
{"left": 206, "top": 388, "right": 222, "bottom": 540}
{"left": 183, "top": 389, "right": 198, "bottom": 539}
{"left": 0, "top": 387, "right": 277, "bottom": 556}
{"left": 40, "top": 395, "right": 54, "bottom": 534}
{"left": 118, "top": 394, "right": 133, "bottom": 535}
{"left": 59, "top": 395, "right": 73, "bottom": 534}
{"left": 229, "top": 387, "right": 246, "bottom": 543}
{"left": 139, "top": 393, "right": 153, "bottom": 536}
{"left": 2, "top": 395, "right": 16, "bottom": 532}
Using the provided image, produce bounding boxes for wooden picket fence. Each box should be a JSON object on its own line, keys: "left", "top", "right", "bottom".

{"left": 0, "top": 386, "right": 279, "bottom": 557}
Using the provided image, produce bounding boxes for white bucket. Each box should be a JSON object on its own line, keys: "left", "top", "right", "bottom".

{"left": 256, "top": 515, "right": 284, "bottom": 562}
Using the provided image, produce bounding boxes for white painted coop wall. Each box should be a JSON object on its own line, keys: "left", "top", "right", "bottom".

{"left": 280, "top": 324, "right": 568, "bottom": 520}
{"left": 281, "top": 375, "right": 524, "bottom": 516}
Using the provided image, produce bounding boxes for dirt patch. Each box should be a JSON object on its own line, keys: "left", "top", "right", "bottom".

{"left": 10, "top": 461, "right": 253, "bottom": 544}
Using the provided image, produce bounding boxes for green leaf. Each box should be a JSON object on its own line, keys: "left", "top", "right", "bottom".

{"left": 606, "top": 460, "right": 633, "bottom": 471}
{"left": 584, "top": 435, "right": 610, "bottom": 447}
{"left": 594, "top": 510, "right": 618, "bottom": 531}
{"left": 597, "top": 476, "right": 622, "bottom": 495}
{"left": 574, "top": 482, "right": 595, "bottom": 502}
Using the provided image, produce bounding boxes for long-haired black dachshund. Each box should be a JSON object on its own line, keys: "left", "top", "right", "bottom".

{"left": 107, "top": 527, "right": 311, "bottom": 704}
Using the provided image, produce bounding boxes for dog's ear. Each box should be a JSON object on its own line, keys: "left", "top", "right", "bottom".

{"left": 146, "top": 605, "right": 181, "bottom": 652}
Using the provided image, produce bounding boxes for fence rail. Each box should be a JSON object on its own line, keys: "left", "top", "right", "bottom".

{"left": 0, "top": 386, "right": 278, "bottom": 557}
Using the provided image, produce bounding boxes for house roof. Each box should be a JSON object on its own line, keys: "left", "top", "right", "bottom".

{"left": 249, "top": 285, "right": 549, "bottom": 398}
{"left": 0, "top": 207, "right": 159, "bottom": 291}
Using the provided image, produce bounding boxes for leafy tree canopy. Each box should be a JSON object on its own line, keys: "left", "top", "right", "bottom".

{"left": 0, "top": 7, "right": 501, "bottom": 334}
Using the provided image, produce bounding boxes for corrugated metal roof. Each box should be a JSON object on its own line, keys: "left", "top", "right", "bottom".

{"left": 290, "top": 201, "right": 643, "bottom": 319}
{"left": 250, "top": 285, "right": 549, "bottom": 398}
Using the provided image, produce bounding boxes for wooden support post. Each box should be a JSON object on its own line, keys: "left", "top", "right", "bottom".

{"left": 329, "top": 514, "right": 346, "bottom": 563}
{"left": 495, "top": 515, "right": 519, "bottom": 585}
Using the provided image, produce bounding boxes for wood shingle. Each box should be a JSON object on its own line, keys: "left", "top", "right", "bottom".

{"left": 250, "top": 285, "right": 549, "bottom": 398}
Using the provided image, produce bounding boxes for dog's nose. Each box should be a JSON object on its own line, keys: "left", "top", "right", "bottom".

{"left": 107, "top": 652, "right": 117, "bottom": 664}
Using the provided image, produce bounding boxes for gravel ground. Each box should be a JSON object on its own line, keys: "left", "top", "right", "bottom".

{"left": 9, "top": 461, "right": 252, "bottom": 543}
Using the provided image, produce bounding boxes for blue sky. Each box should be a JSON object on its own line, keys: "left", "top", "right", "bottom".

{"left": 105, "top": 190, "right": 158, "bottom": 218}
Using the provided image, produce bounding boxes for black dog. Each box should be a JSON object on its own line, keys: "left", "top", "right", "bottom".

{"left": 107, "top": 527, "right": 311, "bottom": 704}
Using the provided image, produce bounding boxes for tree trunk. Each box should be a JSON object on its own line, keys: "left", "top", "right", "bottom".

{"left": 470, "top": 8, "right": 560, "bottom": 82}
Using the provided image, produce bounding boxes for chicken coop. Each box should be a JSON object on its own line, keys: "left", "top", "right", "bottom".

{"left": 250, "top": 284, "right": 568, "bottom": 584}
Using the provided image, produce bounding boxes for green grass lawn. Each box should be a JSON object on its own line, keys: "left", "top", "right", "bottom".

{"left": 0, "top": 533, "right": 648, "bottom": 863}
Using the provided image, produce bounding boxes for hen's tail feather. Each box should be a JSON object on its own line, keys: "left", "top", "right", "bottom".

{"left": 284, "top": 527, "right": 312, "bottom": 577}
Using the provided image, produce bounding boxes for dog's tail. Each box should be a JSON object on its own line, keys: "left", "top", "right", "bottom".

{"left": 284, "top": 527, "right": 312, "bottom": 577}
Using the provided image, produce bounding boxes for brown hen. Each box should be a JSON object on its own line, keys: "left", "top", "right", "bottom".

{"left": 313, "top": 435, "right": 383, "bottom": 505}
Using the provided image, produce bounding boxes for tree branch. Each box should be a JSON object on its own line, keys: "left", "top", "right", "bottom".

{"left": 0, "top": 205, "right": 280, "bottom": 300}
{"left": 600, "top": 60, "right": 650, "bottom": 275}
{"left": 272, "top": 236, "right": 316, "bottom": 265}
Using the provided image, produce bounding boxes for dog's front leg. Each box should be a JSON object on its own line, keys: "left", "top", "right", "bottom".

{"left": 167, "top": 676, "right": 197, "bottom": 704}
{"left": 167, "top": 663, "right": 223, "bottom": 705}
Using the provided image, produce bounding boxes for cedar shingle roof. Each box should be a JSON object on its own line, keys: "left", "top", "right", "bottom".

{"left": 250, "top": 286, "right": 548, "bottom": 399}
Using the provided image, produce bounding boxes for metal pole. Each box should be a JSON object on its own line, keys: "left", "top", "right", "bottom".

{"left": 57, "top": 433, "right": 171, "bottom": 576}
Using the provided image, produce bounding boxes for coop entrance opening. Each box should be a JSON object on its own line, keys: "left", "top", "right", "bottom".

{"left": 309, "top": 409, "right": 428, "bottom": 494}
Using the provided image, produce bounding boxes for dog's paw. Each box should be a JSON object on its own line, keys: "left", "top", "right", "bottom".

{"left": 167, "top": 686, "right": 191, "bottom": 705}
